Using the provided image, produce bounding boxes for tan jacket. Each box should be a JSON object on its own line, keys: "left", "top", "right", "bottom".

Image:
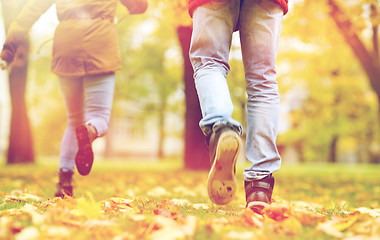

{"left": 1, "top": 0, "right": 147, "bottom": 77}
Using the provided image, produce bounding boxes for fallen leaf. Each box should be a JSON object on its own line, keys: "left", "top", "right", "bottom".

{"left": 72, "top": 192, "right": 101, "bottom": 219}
{"left": 5, "top": 193, "right": 41, "bottom": 203}
{"left": 354, "top": 208, "right": 380, "bottom": 218}
{"left": 113, "top": 232, "right": 135, "bottom": 240}
{"left": 263, "top": 202, "right": 291, "bottom": 221}
{"left": 192, "top": 203, "right": 209, "bottom": 210}
{"left": 15, "top": 227, "right": 40, "bottom": 240}
{"left": 242, "top": 208, "right": 264, "bottom": 228}
{"left": 276, "top": 216, "right": 303, "bottom": 236}
{"left": 292, "top": 207, "right": 327, "bottom": 226}
{"left": 206, "top": 217, "right": 229, "bottom": 232}
{"left": 42, "top": 225, "right": 71, "bottom": 238}
{"left": 317, "top": 219, "right": 344, "bottom": 238}
{"left": 227, "top": 231, "right": 255, "bottom": 239}
{"left": 147, "top": 215, "right": 197, "bottom": 240}
{"left": 170, "top": 198, "right": 191, "bottom": 206}
{"left": 19, "top": 203, "right": 46, "bottom": 224}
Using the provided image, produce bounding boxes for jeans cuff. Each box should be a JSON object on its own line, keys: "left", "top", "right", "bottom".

{"left": 201, "top": 120, "right": 243, "bottom": 137}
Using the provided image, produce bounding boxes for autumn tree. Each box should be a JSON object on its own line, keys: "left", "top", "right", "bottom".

{"left": 328, "top": 0, "right": 380, "bottom": 108}
{"left": 1, "top": 0, "right": 34, "bottom": 164}
{"left": 275, "top": 0, "right": 379, "bottom": 163}
{"left": 327, "top": 0, "right": 380, "bottom": 163}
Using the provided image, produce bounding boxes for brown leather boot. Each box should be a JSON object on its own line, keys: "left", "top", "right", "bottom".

{"left": 245, "top": 174, "right": 274, "bottom": 213}
{"left": 54, "top": 170, "right": 73, "bottom": 198}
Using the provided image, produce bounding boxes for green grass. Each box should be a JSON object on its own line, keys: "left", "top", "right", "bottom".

{"left": 1, "top": 158, "right": 378, "bottom": 209}
{"left": 0, "top": 158, "right": 379, "bottom": 239}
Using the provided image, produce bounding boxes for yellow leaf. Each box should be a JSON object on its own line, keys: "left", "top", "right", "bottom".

{"left": 317, "top": 220, "right": 344, "bottom": 238}
{"left": 19, "top": 204, "right": 46, "bottom": 224}
{"left": 334, "top": 215, "right": 359, "bottom": 232}
{"left": 72, "top": 192, "right": 101, "bottom": 219}
{"left": 292, "top": 207, "right": 327, "bottom": 226}
{"left": 242, "top": 208, "right": 264, "bottom": 228}
{"left": 277, "top": 216, "right": 303, "bottom": 236}
{"left": 206, "top": 217, "right": 229, "bottom": 232}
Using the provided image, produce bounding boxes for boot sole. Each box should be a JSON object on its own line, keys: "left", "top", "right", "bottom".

{"left": 207, "top": 131, "right": 241, "bottom": 205}
{"left": 75, "top": 125, "right": 94, "bottom": 176}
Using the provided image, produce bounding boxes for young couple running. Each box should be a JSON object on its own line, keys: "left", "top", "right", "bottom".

{"left": 1, "top": 0, "right": 287, "bottom": 212}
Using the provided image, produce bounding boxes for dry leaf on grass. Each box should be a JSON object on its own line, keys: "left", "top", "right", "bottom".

{"left": 4, "top": 193, "right": 41, "bottom": 202}
{"left": 147, "top": 215, "right": 197, "bottom": 240}
{"left": 263, "top": 202, "right": 291, "bottom": 221}
{"left": 292, "top": 206, "right": 327, "bottom": 226}
{"left": 206, "top": 217, "right": 229, "bottom": 232}
{"left": 242, "top": 208, "right": 264, "bottom": 228}
{"left": 14, "top": 226, "right": 40, "bottom": 240}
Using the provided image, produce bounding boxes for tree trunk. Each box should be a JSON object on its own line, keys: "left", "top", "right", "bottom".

{"left": 328, "top": 135, "right": 338, "bottom": 163}
{"left": 2, "top": 0, "right": 34, "bottom": 164}
{"left": 177, "top": 26, "right": 209, "bottom": 170}
{"left": 157, "top": 99, "right": 165, "bottom": 159}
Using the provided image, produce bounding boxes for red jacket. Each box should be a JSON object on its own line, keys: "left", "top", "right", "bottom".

{"left": 188, "top": 0, "right": 288, "bottom": 17}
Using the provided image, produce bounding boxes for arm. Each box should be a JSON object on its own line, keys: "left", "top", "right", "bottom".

{"left": 120, "top": 0, "right": 148, "bottom": 15}
{"left": 1, "top": 0, "right": 53, "bottom": 64}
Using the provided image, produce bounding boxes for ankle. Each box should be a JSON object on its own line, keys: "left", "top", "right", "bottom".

{"left": 86, "top": 124, "right": 98, "bottom": 142}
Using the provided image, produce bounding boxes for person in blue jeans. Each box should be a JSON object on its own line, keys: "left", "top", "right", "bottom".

{"left": 188, "top": 0, "right": 288, "bottom": 211}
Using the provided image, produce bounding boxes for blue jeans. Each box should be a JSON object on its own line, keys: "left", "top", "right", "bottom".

{"left": 190, "top": 0, "right": 283, "bottom": 180}
{"left": 58, "top": 73, "right": 115, "bottom": 172}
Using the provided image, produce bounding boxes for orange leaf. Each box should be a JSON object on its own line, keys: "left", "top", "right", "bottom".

{"left": 263, "top": 202, "right": 291, "bottom": 221}
{"left": 292, "top": 207, "right": 327, "bottom": 226}
{"left": 242, "top": 208, "right": 264, "bottom": 228}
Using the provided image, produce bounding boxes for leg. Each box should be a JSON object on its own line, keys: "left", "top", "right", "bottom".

{"left": 190, "top": 0, "right": 242, "bottom": 205}
{"left": 240, "top": 0, "right": 283, "bottom": 181}
{"left": 56, "top": 76, "right": 84, "bottom": 197}
{"left": 189, "top": 0, "right": 242, "bottom": 136}
{"left": 58, "top": 76, "right": 84, "bottom": 172}
{"left": 74, "top": 73, "right": 115, "bottom": 176}
{"left": 239, "top": 0, "right": 283, "bottom": 211}
{"left": 83, "top": 73, "right": 115, "bottom": 137}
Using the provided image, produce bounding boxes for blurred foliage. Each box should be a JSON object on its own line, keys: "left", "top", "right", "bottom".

{"left": 4, "top": 0, "right": 379, "bottom": 163}
{"left": 275, "top": 0, "right": 380, "bottom": 163}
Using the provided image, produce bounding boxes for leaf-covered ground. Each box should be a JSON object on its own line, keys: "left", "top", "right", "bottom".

{"left": 0, "top": 160, "right": 379, "bottom": 239}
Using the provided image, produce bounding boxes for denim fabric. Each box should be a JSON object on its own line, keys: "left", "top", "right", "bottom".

{"left": 58, "top": 73, "right": 115, "bottom": 171}
{"left": 190, "top": 0, "right": 283, "bottom": 180}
